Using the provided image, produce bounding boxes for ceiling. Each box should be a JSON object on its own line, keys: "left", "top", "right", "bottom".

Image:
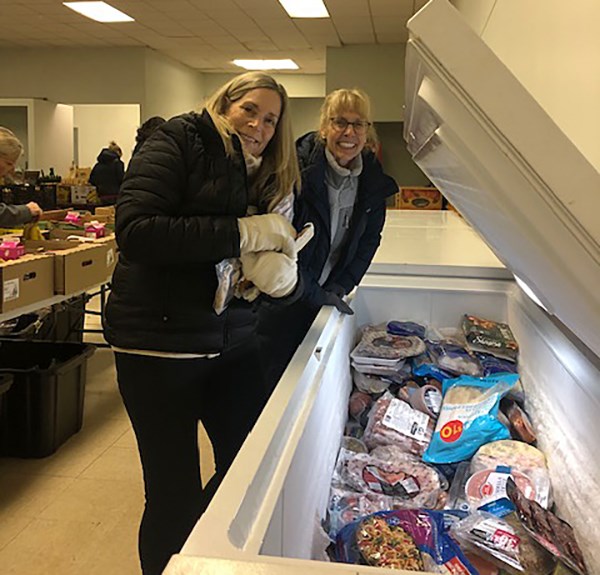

{"left": 0, "top": 0, "right": 429, "bottom": 74}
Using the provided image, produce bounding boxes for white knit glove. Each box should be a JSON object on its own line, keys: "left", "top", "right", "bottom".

{"left": 237, "top": 213, "right": 297, "bottom": 258}
{"left": 240, "top": 251, "right": 298, "bottom": 298}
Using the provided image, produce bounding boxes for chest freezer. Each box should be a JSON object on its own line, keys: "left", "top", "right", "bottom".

{"left": 368, "top": 210, "right": 511, "bottom": 280}
{"left": 165, "top": 0, "right": 600, "bottom": 573}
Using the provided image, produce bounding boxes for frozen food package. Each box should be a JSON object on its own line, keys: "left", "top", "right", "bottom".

{"left": 352, "top": 369, "right": 392, "bottom": 394}
{"left": 344, "top": 444, "right": 446, "bottom": 509}
{"left": 476, "top": 352, "right": 519, "bottom": 376}
{"left": 427, "top": 339, "right": 483, "bottom": 377}
{"left": 348, "top": 391, "right": 373, "bottom": 426}
{"left": 412, "top": 349, "right": 455, "bottom": 382}
{"left": 386, "top": 320, "right": 427, "bottom": 339}
{"left": 503, "top": 400, "right": 537, "bottom": 444}
{"left": 462, "top": 314, "right": 519, "bottom": 362}
{"left": 506, "top": 478, "right": 589, "bottom": 575}
{"left": 335, "top": 510, "right": 478, "bottom": 573}
{"left": 451, "top": 511, "right": 556, "bottom": 575}
{"left": 465, "top": 466, "right": 544, "bottom": 515}
{"left": 471, "top": 440, "right": 551, "bottom": 508}
{"left": 363, "top": 391, "right": 434, "bottom": 455}
{"left": 351, "top": 327, "right": 426, "bottom": 365}
{"left": 445, "top": 461, "right": 472, "bottom": 513}
{"left": 326, "top": 487, "right": 391, "bottom": 539}
{"left": 423, "top": 374, "right": 517, "bottom": 464}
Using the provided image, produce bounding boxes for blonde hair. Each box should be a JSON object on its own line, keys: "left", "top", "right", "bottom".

{"left": 318, "top": 88, "right": 379, "bottom": 151}
{"left": 108, "top": 141, "right": 122, "bottom": 157}
{"left": 204, "top": 72, "right": 300, "bottom": 211}
{"left": 0, "top": 127, "right": 24, "bottom": 162}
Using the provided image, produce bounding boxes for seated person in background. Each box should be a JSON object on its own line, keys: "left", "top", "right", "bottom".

{"left": 258, "top": 88, "right": 398, "bottom": 394}
{"left": 132, "top": 116, "right": 166, "bottom": 157}
{"left": 89, "top": 141, "right": 125, "bottom": 205}
{"left": 0, "top": 127, "right": 43, "bottom": 227}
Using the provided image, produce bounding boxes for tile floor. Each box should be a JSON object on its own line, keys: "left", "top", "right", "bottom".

{"left": 0, "top": 291, "right": 215, "bottom": 574}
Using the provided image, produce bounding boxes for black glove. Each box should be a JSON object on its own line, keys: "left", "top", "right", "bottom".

{"left": 322, "top": 290, "right": 354, "bottom": 315}
{"left": 324, "top": 282, "right": 346, "bottom": 298}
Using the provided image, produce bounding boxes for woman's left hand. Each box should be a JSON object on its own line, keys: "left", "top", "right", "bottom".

{"left": 240, "top": 251, "right": 297, "bottom": 298}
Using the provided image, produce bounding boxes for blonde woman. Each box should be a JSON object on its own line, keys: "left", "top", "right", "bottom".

{"left": 259, "top": 88, "right": 397, "bottom": 392}
{"left": 0, "top": 127, "right": 42, "bottom": 226}
{"left": 103, "top": 72, "right": 301, "bottom": 575}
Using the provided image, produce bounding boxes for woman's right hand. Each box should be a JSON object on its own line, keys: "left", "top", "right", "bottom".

{"left": 238, "top": 214, "right": 297, "bottom": 258}
{"left": 240, "top": 251, "right": 298, "bottom": 298}
{"left": 26, "top": 201, "right": 43, "bottom": 221}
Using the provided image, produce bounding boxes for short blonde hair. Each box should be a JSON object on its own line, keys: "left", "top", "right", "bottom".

{"left": 108, "top": 141, "right": 122, "bottom": 157}
{"left": 204, "top": 72, "right": 300, "bottom": 211}
{"left": 0, "top": 127, "right": 24, "bottom": 162}
{"left": 318, "top": 88, "right": 379, "bottom": 151}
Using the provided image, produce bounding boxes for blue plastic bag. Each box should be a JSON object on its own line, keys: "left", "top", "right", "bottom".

{"left": 423, "top": 373, "right": 518, "bottom": 464}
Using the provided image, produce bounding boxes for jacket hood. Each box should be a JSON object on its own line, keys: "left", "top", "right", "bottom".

{"left": 97, "top": 148, "right": 120, "bottom": 163}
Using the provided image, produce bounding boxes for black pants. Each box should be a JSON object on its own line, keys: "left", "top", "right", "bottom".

{"left": 258, "top": 301, "right": 318, "bottom": 396}
{"left": 115, "top": 340, "right": 266, "bottom": 575}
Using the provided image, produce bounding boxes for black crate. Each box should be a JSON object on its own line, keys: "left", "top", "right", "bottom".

{"left": 0, "top": 339, "right": 95, "bottom": 458}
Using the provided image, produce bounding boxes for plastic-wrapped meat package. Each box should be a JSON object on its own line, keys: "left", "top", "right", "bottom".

{"left": 344, "top": 444, "right": 447, "bottom": 509}
{"left": 363, "top": 391, "right": 434, "bottom": 455}
{"left": 451, "top": 511, "right": 556, "bottom": 575}
{"left": 471, "top": 440, "right": 552, "bottom": 508}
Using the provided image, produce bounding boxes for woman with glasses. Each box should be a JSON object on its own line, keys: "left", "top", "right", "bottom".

{"left": 259, "top": 88, "right": 397, "bottom": 392}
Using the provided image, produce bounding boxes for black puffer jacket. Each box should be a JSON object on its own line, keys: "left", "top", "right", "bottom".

{"left": 294, "top": 132, "right": 398, "bottom": 307}
{"left": 104, "top": 110, "right": 256, "bottom": 354}
{"left": 89, "top": 148, "right": 124, "bottom": 204}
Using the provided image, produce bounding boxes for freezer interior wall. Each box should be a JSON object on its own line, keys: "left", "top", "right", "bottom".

{"left": 259, "top": 279, "right": 600, "bottom": 573}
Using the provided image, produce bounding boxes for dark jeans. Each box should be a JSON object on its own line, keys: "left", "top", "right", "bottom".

{"left": 115, "top": 340, "right": 266, "bottom": 575}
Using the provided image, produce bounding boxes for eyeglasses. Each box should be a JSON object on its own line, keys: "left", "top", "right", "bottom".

{"left": 330, "top": 117, "right": 371, "bottom": 135}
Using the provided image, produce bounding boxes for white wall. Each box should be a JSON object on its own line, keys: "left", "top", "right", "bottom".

{"left": 32, "top": 101, "right": 74, "bottom": 176}
{"left": 73, "top": 105, "right": 140, "bottom": 168}
{"left": 326, "top": 44, "right": 406, "bottom": 121}
{"left": 452, "top": 0, "right": 600, "bottom": 171}
{"left": 0, "top": 47, "right": 146, "bottom": 104}
{"left": 287, "top": 98, "right": 323, "bottom": 139}
{"left": 144, "top": 50, "right": 205, "bottom": 120}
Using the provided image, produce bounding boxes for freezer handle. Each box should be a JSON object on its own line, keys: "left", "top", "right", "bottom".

{"left": 314, "top": 346, "right": 323, "bottom": 361}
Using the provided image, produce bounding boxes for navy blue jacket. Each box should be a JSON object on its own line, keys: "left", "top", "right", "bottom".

{"left": 294, "top": 132, "right": 398, "bottom": 308}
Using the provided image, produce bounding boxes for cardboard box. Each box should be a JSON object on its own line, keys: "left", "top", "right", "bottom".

{"left": 94, "top": 206, "right": 115, "bottom": 218}
{"left": 25, "top": 239, "right": 112, "bottom": 294}
{"left": 44, "top": 232, "right": 117, "bottom": 281}
{"left": 0, "top": 253, "right": 55, "bottom": 313}
{"left": 396, "top": 186, "right": 443, "bottom": 210}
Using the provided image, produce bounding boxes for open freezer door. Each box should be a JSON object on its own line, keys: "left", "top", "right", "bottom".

{"left": 404, "top": 0, "right": 600, "bottom": 358}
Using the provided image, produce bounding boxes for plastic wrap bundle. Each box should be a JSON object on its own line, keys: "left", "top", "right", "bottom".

{"left": 363, "top": 391, "right": 434, "bottom": 456}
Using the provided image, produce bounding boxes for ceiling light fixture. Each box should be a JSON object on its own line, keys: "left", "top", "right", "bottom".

{"left": 63, "top": 1, "right": 134, "bottom": 23}
{"left": 278, "top": 0, "right": 330, "bottom": 18}
{"left": 233, "top": 59, "right": 299, "bottom": 71}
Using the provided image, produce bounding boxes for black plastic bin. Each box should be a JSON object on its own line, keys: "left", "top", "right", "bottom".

{"left": 0, "top": 339, "right": 96, "bottom": 458}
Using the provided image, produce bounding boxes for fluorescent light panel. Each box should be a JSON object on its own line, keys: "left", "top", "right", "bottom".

{"left": 233, "top": 59, "right": 299, "bottom": 70}
{"left": 63, "top": 2, "right": 134, "bottom": 23}
{"left": 278, "top": 0, "right": 329, "bottom": 18}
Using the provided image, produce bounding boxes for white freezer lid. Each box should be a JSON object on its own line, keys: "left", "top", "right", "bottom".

{"left": 404, "top": 0, "right": 600, "bottom": 358}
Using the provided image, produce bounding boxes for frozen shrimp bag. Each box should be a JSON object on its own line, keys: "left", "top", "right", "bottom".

{"left": 423, "top": 374, "right": 518, "bottom": 464}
